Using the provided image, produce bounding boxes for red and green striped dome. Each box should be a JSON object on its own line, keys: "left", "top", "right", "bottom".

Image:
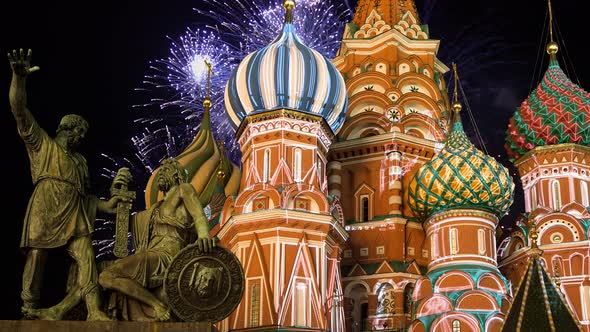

{"left": 506, "top": 59, "right": 590, "bottom": 162}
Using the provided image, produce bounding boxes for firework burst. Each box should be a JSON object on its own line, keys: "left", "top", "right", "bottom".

{"left": 130, "top": 0, "right": 351, "bottom": 171}
{"left": 96, "top": 0, "right": 352, "bottom": 256}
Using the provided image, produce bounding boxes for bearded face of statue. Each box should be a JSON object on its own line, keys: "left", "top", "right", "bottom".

{"left": 157, "top": 166, "right": 178, "bottom": 192}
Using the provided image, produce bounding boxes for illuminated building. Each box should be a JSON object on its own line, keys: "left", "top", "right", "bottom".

{"left": 203, "top": 0, "right": 589, "bottom": 331}
{"left": 499, "top": 6, "right": 590, "bottom": 331}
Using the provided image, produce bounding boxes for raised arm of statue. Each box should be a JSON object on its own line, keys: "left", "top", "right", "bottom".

{"left": 8, "top": 49, "right": 40, "bottom": 133}
{"left": 179, "top": 183, "right": 216, "bottom": 253}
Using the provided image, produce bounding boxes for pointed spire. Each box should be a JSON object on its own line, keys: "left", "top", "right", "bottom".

{"left": 502, "top": 221, "right": 582, "bottom": 332}
{"left": 352, "top": 0, "right": 419, "bottom": 29}
{"left": 284, "top": 0, "right": 295, "bottom": 23}
{"left": 546, "top": 0, "right": 559, "bottom": 61}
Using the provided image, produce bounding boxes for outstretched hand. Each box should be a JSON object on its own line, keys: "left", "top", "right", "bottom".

{"left": 8, "top": 49, "right": 40, "bottom": 77}
{"left": 196, "top": 237, "right": 216, "bottom": 254}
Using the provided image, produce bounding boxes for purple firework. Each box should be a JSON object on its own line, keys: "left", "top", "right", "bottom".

{"left": 96, "top": 0, "right": 352, "bottom": 256}
{"left": 132, "top": 0, "right": 351, "bottom": 169}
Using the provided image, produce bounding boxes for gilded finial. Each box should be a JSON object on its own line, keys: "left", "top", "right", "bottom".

{"left": 527, "top": 223, "right": 544, "bottom": 258}
{"left": 284, "top": 0, "right": 295, "bottom": 23}
{"left": 530, "top": 224, "right": 538, "bottom": 248}
{"left": 203, "top": 60, "right": 214, "bottom": 109}
{"left": 546, "top": 0, "right": 559, "bottom": 57}
{"left": 452, "top": 63, "right": 463, "bottom": 114}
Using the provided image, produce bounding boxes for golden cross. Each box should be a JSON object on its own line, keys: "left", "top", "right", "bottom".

{"left": 204, "top": 60, "right": 214, "bottom": 99}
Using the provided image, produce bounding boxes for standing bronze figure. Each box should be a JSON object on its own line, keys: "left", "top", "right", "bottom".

{"left": 8, "top": 49, "right": 126, "bottom": 321}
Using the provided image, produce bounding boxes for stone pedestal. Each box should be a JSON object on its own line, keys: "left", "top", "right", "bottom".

{"left": 0, "top": 320, "right": 216, "bottom": 332}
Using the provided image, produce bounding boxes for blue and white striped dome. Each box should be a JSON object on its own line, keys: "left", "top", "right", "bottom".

{"left": 224, "top": 18, "right": 348, "bottom": 133}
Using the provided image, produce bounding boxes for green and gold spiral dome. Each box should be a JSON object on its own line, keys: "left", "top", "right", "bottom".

{"left": 407, "top": 102, "right": 514, "bottom": 221}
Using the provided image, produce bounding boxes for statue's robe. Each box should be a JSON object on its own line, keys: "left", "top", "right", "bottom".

{"left": 106, "top": 202, "right": 196, "bottom": 320}
{"left": 19, "top": 119, "right": 98, "bottom": 249}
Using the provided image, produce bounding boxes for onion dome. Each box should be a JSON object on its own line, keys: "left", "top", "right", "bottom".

{"left": 145, "top": 98, "right": 241, "bottom": 208}
{"left": 506, "top": 43, "right": 590, "bottom": 162}
{"left": 407, "top": 102, "right": 514, "bottom": 220}
{"left": 224, "top": 0, "right": 348, "bottom": 133}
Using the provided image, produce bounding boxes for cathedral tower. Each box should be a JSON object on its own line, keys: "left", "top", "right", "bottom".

{"left": 406, "top": 66, "right": 514, "bottom": 332}
{"left": 329, "top": 0, "right": 450, "bottom": 329}
{"left": 499, "top": 2, "right": 590, "bottom": 330}
{"left": 216, "top": 1, "right": 349, "bottom": 330}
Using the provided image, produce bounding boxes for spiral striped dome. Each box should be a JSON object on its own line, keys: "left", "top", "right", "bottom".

{"left": 505, "top": 59, "right": 590, "bottom": 162}
{"left": 407, "top": 113, "right": 514, "bottom": 220}
{"left": 224, "top": 17, "right": 348, "bottom": 133}
{"left": 144, "top": 109, "right": 241, "bottom": 208}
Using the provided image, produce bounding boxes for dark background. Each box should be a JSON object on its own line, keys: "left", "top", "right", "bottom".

{"left": 0, "top": 0, "right": 588, "bottom": 319}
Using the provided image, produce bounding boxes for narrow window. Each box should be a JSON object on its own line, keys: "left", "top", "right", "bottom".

{"left": 478, "top": 229, "right": 486, "bottom": 255}
{"left": 452, "top": 319, "right": 461, "bottom": 332}
{"left": 431, "top": 234, "right": 438, "bottom": 258}
{"left": 582, "top": 181, "right": 589, "bottom": 207}
{"left": 450, "top": 228, "right": 458, "bottom": 255}
{"left": 553, "top": 181, "right": 561, "bottom": 210}
{"left": 250, "top": 283, "right": 260, "bottom": 327}
{"left": 294, "top": 148, "right": 302, "bottom": 182}
{"left": 295, "top": 282, "right": 306, "bottom": 326}
{"left": 530, "top": 186, "right": 538, "bottom": 210}
{"left": 263, "top": 149, "right": 270, "bottom": 183}
{"left": 361, "top": 197, "right": 369, "bottom": 222}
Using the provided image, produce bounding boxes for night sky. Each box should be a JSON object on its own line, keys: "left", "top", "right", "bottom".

{"left": 1, "top": 0, "right": 588, "bottom": 319}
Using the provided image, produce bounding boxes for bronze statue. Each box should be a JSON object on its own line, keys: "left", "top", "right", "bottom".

{"left": 8, "top": 49, "right": 128, "bottom": 320}
{"left": 99, "top": 158, "right": 216, "bottom": 321}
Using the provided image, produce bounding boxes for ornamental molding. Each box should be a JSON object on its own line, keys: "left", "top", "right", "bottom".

{"left": 237, "top": 109, "right": 334, "bottom": 150}
{"left": 426, "top": 209, "right": 497, "bottom": 225}
{"left": 514, "top": 143, "right": 590, "bottom": 167}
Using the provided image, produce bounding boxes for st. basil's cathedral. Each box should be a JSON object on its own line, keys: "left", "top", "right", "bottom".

{"left": 143, "top": 0, "right": 590, "bottom": 330}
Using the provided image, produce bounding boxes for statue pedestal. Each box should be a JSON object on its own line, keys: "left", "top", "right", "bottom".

{"left": 0, "top": 320, "right": 216, "bottom": 332}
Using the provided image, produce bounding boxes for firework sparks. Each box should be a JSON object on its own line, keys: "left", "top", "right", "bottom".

{"left": 130, "top": 0, "right": 351, "bottom": 171}
{"left": 96, "top": 0, "right": 351, "bottom": 257}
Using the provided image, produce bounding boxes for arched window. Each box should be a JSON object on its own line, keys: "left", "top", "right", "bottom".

{"left": 582, "top": 181, "right": 589, "bottom": 207}
{"left": 250, "top": 283, "right": 260, "bottom": 327}
{"left": 361, "top": 197, "right": 369, "bottom": 222}
{"left": 452, "top": 319, "right": 461, "bottom": 332}
{"left": 552, "top": 180, "right": 561, "bottom": 210}
{"left": 263, "top": 149, "right": 270, "bottom": 183}
{"left": 294, "top": 148, "right": 302, "bottom": 182}
{"left": 317, "top": 159, "right": 323, "bottom": 185}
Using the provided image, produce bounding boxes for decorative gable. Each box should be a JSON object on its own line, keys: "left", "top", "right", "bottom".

{"left": 393, "top": 11, "right": 428, "bottom": 40}
{"left": 354, "top": 9, "right": 392, "bottom": 39}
